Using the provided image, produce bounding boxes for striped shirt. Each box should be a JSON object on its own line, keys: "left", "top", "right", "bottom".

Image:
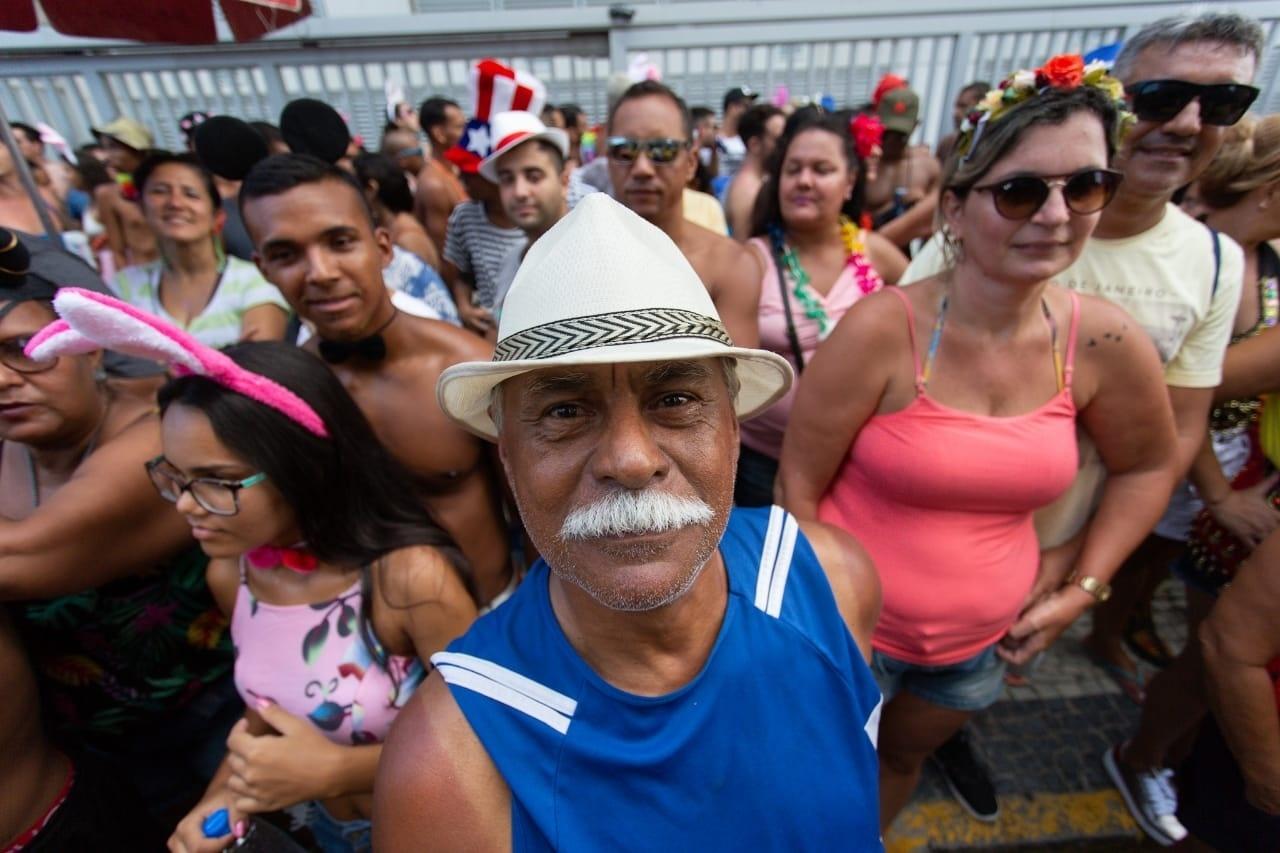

{"left": 442, "top": 201, "right": 526, "bottom": 309}
{"left": 112, "top": 256, "right": 289, "bottom": 349}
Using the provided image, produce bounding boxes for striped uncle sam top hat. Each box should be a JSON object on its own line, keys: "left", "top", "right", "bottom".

{"left": 447, "top": 59, "right": 549, "bottom": 174}
{"left": 436, "top": 193, "right": 794, "bottom": 440}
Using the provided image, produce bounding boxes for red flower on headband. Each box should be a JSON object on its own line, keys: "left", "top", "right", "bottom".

{"left": 849, "top": 114, "right": 885, "bottom": 160}
{"left": 1040, "top": 54, "right": 1085, "bottom": 90}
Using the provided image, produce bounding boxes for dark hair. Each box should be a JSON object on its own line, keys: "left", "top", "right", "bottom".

{"left": 134, "top": 151, "right": 222, "bottom": 211}
{"left": 240, "top": 153, "right": 375, "bottom": 226}
{"left": 248, "top": 121, "right": 285, "bottom": 151}
{"left": 958, "top": 81, "right": 991, "bottom": 102}
{"left": 942, "top": 85, "right": 1123, "bottom": 199}
{"left": 419, "top": 96, "right": 459, "bottom": 134}
{"left": 158, "top": 343, "right": 472, "bottom": 664}
{"left": 560, "top": 103, "right": 585, "bottom": 127}
{"left": 749, "top": 107, "right": 866, "bottom": 237}
{"left": 353, "top": 152, "right": 415, "bottom": 215}
{"left": 528, "top": 139, "right": 567, "bottom": 173}
{"left": 690, "top": 106, "right": 714, "bottom": 124}
{"left": 540, "top": 104, "right": 564, "bottom": 126}
{"left": 74, "top": 149, "right": 112, "bottom": 191}
{"left": 158, "top": 343, "right": 463, "bottom": 570}
{"left": 10, "top": 122, "right": 39, "bottom": 146}
{"left": 739, "top": 104, "right": 783, "bottom": 145}
{"left": 608, "top": 80, "right": 692, "bottom": 140}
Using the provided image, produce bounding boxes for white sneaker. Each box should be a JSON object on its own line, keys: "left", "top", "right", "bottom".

{"left": 1104, "top": 743, "right": 1188, "bottom": 846}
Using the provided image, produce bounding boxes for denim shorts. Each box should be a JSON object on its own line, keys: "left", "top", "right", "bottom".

{"left": 871, "top": 644, "right": 1006, "bottom": 712}
{"left": 307, "top": 800, "right": 372, "bottom": 853}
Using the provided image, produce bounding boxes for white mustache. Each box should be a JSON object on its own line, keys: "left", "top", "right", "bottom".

{"left": 559, "top": 490, "right": 714, "bottom": 540}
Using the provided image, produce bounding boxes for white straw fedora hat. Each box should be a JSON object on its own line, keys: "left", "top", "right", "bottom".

{"left": 437, "top": 193, "right": 793, "bottom": 440}
{"left": 478, "top": 110, "right": 570, "bottom": 183}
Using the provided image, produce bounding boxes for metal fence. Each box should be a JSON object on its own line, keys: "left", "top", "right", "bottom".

{"left": 2, "top": 1, "right": 1278, "bottom": 153}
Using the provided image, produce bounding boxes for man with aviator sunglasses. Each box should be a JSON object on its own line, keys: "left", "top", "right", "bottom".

{"left": 606, "top": 81, "right": 763, "bottom": 348}
{"left": 900, "top": 12, "right": 1262, "bottom": 843}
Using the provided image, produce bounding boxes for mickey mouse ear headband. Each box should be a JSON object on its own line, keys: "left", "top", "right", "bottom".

{"left": 192, "top": 98, "right": 351, "bottom": 182}
{"left": 26, "top": 289, "right": 329, "bottom": 438}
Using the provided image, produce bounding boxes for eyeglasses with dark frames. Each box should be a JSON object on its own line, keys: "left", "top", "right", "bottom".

{"left": 145, "top": 456, "right": 267, "bottom": 517}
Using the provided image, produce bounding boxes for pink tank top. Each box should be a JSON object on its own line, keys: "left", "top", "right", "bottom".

{"left": 231, "top": 566, "right": 425, "bottom": 745}
{"left": 740, "top": 237, "right": 883, "bottom": 459}
{"left": 818, "top": 287, "right": 1080, "bottom": 666}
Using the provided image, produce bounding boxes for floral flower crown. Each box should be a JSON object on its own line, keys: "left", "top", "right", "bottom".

{"left": 957, "top": 54, "right": 1133, "bottom": 161}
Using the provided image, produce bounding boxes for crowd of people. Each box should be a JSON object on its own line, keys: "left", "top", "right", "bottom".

{"left": 0, "top": 9, "right": 1277, "bottom": 852}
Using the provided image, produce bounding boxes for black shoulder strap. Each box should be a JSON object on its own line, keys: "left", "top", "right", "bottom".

{"left": 773, "top": 249, "right": 806, "bottom": 374}
{"left": 1259, "top": 240, "right": 1280, "bottom": 281}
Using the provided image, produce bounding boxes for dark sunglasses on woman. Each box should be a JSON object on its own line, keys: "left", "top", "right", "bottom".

{"left": 606, "top": 137, "right": 689, "bottom": 164}
{"left": 1127, "top": 79, "right": 1259, "bottom": 127}
{"left": 0, "top": 336, "right": 58, "bottom": 374}
{"left": 973, "top": 168, "right": 1125, "bottom": 220}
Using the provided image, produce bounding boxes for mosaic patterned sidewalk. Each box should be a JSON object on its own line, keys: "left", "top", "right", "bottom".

{"left": 884, "top": 581, "right": 1187, "bottom": 851}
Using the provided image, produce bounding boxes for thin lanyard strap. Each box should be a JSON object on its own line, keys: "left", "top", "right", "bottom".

{"left": 1043, "top": 298, "right": 1063, "bottom": 393}
{"left": 772, "top": 245, "right": 806, "bottom": 374}
{"left": 922, "top": 296, "right": 1061, "bottom": 392}
{"left": 920, "top": 296, "right": 948, "bottom": 389}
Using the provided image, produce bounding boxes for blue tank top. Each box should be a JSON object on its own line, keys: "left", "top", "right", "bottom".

{"left": 434, "top": 506, "right": 884, "bottom": 852}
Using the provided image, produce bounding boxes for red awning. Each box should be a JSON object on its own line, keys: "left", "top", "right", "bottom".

{"left": 1, "top": 0, "right": 311, "bottom": 44}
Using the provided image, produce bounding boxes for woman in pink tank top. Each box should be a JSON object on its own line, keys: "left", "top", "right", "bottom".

{"left": 779, "top": 62, "right": 1180, "bottom": 831}
{"left": 155, "top": 343, "right": 477, "bottom": 852}
{"left": 735, "top": 109, "right": 907, "bottom": 506}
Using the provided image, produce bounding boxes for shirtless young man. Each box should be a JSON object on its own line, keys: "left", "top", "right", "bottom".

{"left": 381, "top": 128, "right": 426, "bottom": 190}
{"left": 241, "top": 154, "right": 514, "bottom": 604}
{"left": 0, "top": 139, "right": 56, "bottom": 235}
{"left": 413, "top": 97, "right": 469, "bottom": 258}
{"left": 11, "top": 122, "right": 74, "bottom": 207}
{"left": 723, "top": 103, "right": 785, "bottom": 239}
{"left": 92, "top": 119, "right": 159, "bottom": 269}
{"left": 863, "top": 86, "right": 940, "bottom": 252}
{"left": 608, "top": 81, "right": 762, "bottom": 348}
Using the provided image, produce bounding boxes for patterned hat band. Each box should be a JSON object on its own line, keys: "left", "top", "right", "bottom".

{"left": 494, "top": 308, "right": 732, "bottom": 363}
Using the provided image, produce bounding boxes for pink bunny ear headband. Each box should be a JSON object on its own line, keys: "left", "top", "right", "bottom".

{"left": 26, "top": 289, "right": 330, "bottom": 439}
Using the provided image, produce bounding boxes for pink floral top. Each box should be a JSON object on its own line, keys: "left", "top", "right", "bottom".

{"left": 231, "top": 570, "right": 424, "bottom": 745}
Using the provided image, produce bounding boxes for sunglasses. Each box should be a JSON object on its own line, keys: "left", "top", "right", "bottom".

{"left": 0, "top": 336, "right": 58, "bottom": 374}
{"left": 1127, "top": 80, "right": 1259, "bottom": 127}
{"left": 606, "top": 137, "right": 689, "bottom": 165}
{"left": 146, "top": 456, "right": 267, "bottom": 517}
{"left": 972, "top": 168, "right": 1124, "bottom": 220}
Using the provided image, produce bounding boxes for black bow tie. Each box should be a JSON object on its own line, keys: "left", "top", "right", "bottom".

{"left": 316, "top": 310, "right": 399, "bottom": 364}
{"left": 318, "top": 334, "right": 387, "bottom": 364}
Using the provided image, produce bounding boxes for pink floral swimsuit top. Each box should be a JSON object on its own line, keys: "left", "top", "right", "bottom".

{"left": 231, "top": 568, "right": 425, "bottom": 745}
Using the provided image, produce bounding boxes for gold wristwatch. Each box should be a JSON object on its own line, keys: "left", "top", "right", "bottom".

{"left": 1070, "top": 574, "right": 1112, "bottom": 603}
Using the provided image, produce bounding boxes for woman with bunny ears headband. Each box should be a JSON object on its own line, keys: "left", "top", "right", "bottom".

{"left": 0, "top": 234, "right": 236, "bottom": 836}
{"left": 30, "top": 289, "right": 477, "bottom": 853}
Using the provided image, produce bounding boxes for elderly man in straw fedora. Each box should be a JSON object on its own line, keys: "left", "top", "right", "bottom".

{"left": 375, "top": 193, "right": 884, "bottom": 851}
